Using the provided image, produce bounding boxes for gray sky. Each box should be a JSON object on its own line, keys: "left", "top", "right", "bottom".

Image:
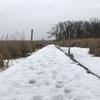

{"left": 0, "top": 0, "right": 100, "bottom": 40}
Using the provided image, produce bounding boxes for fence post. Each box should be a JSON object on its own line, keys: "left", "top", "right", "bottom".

{"left": 31, "top": 29, "right": 33, "bottom": 42}
{"left": 68, "top": 31, "right": 70, "bottom": 54}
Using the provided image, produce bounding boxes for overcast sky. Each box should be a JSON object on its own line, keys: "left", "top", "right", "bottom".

{"left": 0, "top": 0, "right": 100, "bottom": 40}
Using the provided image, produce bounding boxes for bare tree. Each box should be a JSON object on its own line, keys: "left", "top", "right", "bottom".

{"left": 48, "top": 18, "right": 100, "bottom": 40}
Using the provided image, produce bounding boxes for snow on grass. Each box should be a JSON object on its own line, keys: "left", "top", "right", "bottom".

{"left": 0, "top": 45, "right": 100, "bottom": 100}
{"left": 61, "top": 47, "right": 100, "bottom": 76}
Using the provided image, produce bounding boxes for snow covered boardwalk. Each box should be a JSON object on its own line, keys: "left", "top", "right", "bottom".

{"left": 0, "top": 45, "right": 100, "bottom": 100}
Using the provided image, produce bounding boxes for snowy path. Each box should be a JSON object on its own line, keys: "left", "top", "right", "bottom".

{"left": 0, "top": 45, "right": 100, "bottom": 100}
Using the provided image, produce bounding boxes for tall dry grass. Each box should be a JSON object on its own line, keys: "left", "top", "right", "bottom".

{"left": 56, "top": 38, "right": 100, "bottom": 56}
{"left": 0, "top": 38, "right": 99, "bottom": 69}
{"left": 0, "top": 41, "right": 42, "bottom": 59}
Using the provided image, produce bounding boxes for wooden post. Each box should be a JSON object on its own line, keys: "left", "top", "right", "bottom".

{"left": 42, "top": 37, "right": 44, "bottom": 44}
{"left": 68, "top": 31, "right": 70, "bottom": 54}
{"left": 31, "top": 29, "right": 33, "bottom": 42}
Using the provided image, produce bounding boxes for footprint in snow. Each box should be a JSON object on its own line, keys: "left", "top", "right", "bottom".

{"left": 55, "top": 81, "right": 64, "bottom": 88}
{"left": 37, "top": 71, "right": 45, "bottom": 75}
{"left": 64, "top": 88, "right": 72, "bottom": 94}
{"left": 52, "top": 70, "right": 57, "bottom": 74}
{"left": 29, "top": 79, "right": 36, "bottom": 84}
{"left": 43, "top": 79, "right": 50, "bottom": 86}
{"left": 52, "top": 74, "right": 56, "bottom": 79}
{"left": 32, "top": 95, "right": 43, "bottom": 100}
{"left": 30, "top": 67, "right": 34, "bottom": 70}
{"left": 52, "top": 71, "right": 57, "bottom": 79}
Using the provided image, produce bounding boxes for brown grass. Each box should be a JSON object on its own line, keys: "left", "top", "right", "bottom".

{"left": 0, "top": 38, "right": 100, "bottom": 61}
{"left": 0, "top": 40, "right": 46, "bottom": 60}
{"left": 56, "top": 38, "right": 100, "bottom": 56}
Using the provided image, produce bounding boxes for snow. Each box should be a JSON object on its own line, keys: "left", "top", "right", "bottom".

{"left": 61, "top": 47, "right": 100, "bottom": 76}
{"left": 0, "top": 45, "right": 100, "bottom": 100}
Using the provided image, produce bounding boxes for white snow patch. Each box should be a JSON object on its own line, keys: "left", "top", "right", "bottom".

{"left": 0, "top": 45, "right": 99, "bottom": 100}
{"left": 62, "top": 47, "right": 100, "bottom": 76}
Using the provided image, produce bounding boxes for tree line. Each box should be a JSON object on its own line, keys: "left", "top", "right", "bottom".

{"left": 48, "top": 18, "right": 100, "bottom": 41}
